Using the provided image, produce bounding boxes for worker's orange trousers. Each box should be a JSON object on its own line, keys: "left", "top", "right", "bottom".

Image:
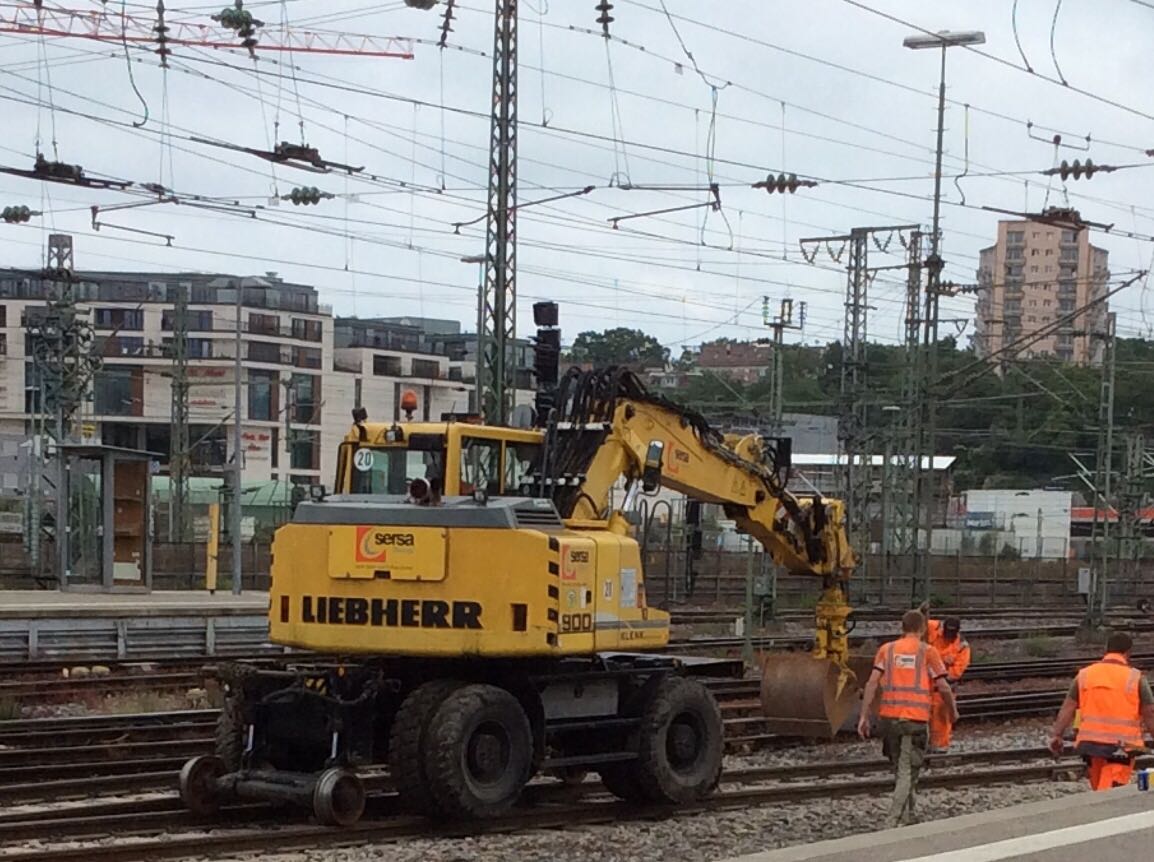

{"left": 1087, "top": 757, "right": 1134, "bottom": 791}
{"left": 930, "top": 695, "right": 953, "bottom": 750}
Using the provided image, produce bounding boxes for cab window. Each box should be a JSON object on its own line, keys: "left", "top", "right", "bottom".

{"left": 504, "top": 442, "right": 541, "bottom": 494}
{"left": 460, "top": 437, "right": 500, "bottom": 495}
{"left": 349, "top": 447, "right": 443, "bottom": 494}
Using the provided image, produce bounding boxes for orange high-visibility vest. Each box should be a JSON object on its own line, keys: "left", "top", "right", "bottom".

{"left": 928, "top": 620, "right": 971, "bottom": 681}
{"left": 878, "top": 637, "right": 934, "bottom": 722}
{"left": 1073, "top": 653, "right": 1144, "bottom": 750}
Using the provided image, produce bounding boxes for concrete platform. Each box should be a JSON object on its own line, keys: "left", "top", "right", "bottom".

{"left": 720, "top": 786, "right": 1154, "bottom": 862}
{"left": 0, "top": 590, "right": 271, "bottom": 661}
{"left": 0, "top": 589, "right": 269, "bottom": 619}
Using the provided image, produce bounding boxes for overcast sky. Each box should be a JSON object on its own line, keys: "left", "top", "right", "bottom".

{"left": 0, "top": 0, "right": 1151, "bottom": 351}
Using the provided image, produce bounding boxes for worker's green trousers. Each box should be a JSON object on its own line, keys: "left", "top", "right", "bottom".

{"left": 879, "top": 718, "right": 929, "bottom": 828}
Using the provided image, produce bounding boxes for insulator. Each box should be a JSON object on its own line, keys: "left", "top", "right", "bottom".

{"left": 2, "top": 205, "right": 32, "bottom": 224}
{"left": 596, "top": 1, "right": 614, "bottom": 34}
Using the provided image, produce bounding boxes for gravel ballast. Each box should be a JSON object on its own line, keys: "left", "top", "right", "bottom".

{"left": 202, "top": 725, "right": 1088, "bottom": 862}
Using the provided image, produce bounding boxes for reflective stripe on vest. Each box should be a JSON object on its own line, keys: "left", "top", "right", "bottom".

{"left": 1074, "top": 655, "right": 1144, "bottom": 750}
{"left": 878, "top": 639, "right": 932, "bottom": 722}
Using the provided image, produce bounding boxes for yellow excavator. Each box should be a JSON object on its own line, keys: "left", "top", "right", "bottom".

{"left": 178, "top": 363, "right": 861, "bottom": 826}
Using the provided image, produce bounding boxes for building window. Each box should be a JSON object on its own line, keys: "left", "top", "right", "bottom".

{"left": 248, "top": 369, "right": 277, "bottom": 421}
{"left": 1045, "top": 248, "right": 1053, "bottom": 256}
{"left": 1031, "top": 265, "right": 1039, "bottom": 273}
{"left": 289, "top": 429, "right": 319, "bottom": 470}
{"left": 94, "top": 367, "right": 142, "bottom": 416}
{"left": 411, "top": 358, "right": 441, "bottom": 379}
{"left": 291, "top": 318, "right": 322, "bottom": 342}
{"left": 373, "top": 355, "right": 402, "bottom": 376}
{"left": 97, "top": 335, "right": 145, "bottom": 356}
{"left": 1007, "top": 230, "right": 1025, "bottom": 244}
{"left": 0, "top": 305, "right": 7, "bottom": 327}
{"left": 1007, "top": 248, "right": 1024, "bottom": 261}
{"left": 93, "top": 308, "right": 143, "bottom": 330}
{"left": 1060, "top": 247, "right": 1078, "bottom": 261}
{"left": 162, "top": 309, "right": 213, "bottom": 330}
{"left": 290, "top": 373, "right": 318, "bottom": 424}
{"left": 1061, "top": 229, "right": 1077, "bottom": 243}
{"left": 292, "top": 346, "right": 322, "bottom": 369}
{"left": 1031, "top": 248, "right": 1039, "bottom": 256}
{"left": 248, "top": 313, "right": 280, "bottom": 335}
{"left": 248, "top": 341, "right": 283, "bottom": 363}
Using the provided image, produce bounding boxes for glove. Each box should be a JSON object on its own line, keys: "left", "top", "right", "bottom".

{"left": 1047, "top": 735, "right": 1064, "bottom": 756}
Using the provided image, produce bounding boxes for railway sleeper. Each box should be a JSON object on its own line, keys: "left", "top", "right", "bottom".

{"left": 179, "top": 654, "right": 736, "bottom": 826}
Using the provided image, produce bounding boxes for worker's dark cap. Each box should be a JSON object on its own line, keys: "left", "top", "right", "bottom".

{"left": 943, "top": 616, "right": 961, "bottom": 633}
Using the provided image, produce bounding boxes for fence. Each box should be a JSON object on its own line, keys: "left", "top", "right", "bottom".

{"left": 639, "top": 525, "right": 1154, "bottom": 611}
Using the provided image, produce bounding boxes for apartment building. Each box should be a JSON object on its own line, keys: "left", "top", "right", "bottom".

{"left": 0, "top": 271, "right": 528, "bottom": 491}
{"left": 698, "top": 340, "right": 772, "bottom": 384}
{"left": 974, "top": 214, "right": 1110, "bottom": 364}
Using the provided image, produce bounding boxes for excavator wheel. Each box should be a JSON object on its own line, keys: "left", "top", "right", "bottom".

{"left": 758, "top": 653, "right": 866, "bottom": 738}
{"left": 633, "top": 676, "right": 724, "bottom": 803}
{"left": 423, "top": 683, "right": 534, "bottom": 818}
{"left": 388, "top": 679, "right": 465, "bottom": 814}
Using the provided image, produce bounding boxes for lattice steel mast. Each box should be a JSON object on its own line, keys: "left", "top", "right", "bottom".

{"left": 478, "top": 0, "right": 518, "bottom": 425}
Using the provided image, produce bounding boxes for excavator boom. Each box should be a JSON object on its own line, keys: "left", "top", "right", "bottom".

{"left": 533, "top": 368, "right": 862, "bottom": 735}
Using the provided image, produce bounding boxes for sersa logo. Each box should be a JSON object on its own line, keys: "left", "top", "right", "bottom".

{"left": 355, "top": 527, "right": 416, "bottom": 562}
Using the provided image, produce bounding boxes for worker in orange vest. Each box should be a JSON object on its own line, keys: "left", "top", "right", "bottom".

{"left": 926, "top": 616, "right": 971, "bottom": 751}
{"left": 859, "top": 609, "right": 958, "bottom": 828}
{"left": 1047, "top": 631, "right": 1154, "bottom": 790}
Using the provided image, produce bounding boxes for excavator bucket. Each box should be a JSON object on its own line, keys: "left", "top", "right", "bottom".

{"left": 758, "top": 653, "right": 871, "bottom": 738}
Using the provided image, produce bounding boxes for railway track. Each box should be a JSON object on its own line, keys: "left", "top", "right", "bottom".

{"left": 0, "top": 675, "right": 1076, "bottom": 804}
{"left": 0, "top": 749, "right": 1088, "bottom": 861}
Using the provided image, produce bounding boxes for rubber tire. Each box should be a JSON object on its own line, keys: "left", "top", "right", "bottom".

{"left": 179, "top": 754, "right": 226, "bottom": 816}
{"left": 634, "top": 676, "right": 724, "bottom": 804}
{"left": 388, "top": 679, "right": 463, "bottom": 814}
{"left": 423, "top": 683, "right": 534, "bottom": 818}
{"left": 312, "top": 767, "right": 366, "bottom": 827}
{"left": 215, "top": 692, "right": 246, "bottom": 771}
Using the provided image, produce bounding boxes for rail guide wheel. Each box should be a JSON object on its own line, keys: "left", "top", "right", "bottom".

{"left": 179, "top": 754, "right": 227, "bottom": 816}
{"left": 313, "top": 768, "right": 366, "bottom": 827}
{"left": 423, "top": 683, "right": 534, "bottom": 818}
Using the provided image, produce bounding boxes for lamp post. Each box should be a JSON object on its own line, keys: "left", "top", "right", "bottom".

{"left": 902, "top": 28, "right": 985, "bottom": 602}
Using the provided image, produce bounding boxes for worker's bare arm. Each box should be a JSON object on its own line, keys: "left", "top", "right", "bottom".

{"left": 1048, "top": 696, "right": 1078, "bottom": 754}
{"left": 857, "top": 668, "right": 883, "bottom": 738}
{"left": 1141, "top": 703, "right": 1154, "bottom": 741}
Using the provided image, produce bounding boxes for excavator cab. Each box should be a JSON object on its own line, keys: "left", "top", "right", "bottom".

{"left": 333, "top": 388, "right": 863, "bottom": 738}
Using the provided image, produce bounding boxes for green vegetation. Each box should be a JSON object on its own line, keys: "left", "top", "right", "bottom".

{"left": 588, "top": 331, "right": 1154, "bottom": 491}
{"left": 1022, "top": 633, "right": 1062, "bottom": 658}
{"left": 0, "top": 697, "right": 19, "bottom": 720}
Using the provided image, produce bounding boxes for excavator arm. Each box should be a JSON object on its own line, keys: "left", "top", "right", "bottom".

{"left": 533, "top": 368, "right": 861, "bottom": 734}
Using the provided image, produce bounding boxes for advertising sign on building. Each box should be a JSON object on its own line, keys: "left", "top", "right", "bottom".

{"left": 188, "top": 367, "right": 233, "bottom": 417}
{"left": 964, "top": 511, "right": 998, "bottom": 530}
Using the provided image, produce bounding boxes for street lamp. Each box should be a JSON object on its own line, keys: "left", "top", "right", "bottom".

{"left": 903, "top": 27, "right": 984, "bottom": 603}
{"left": 460, "top": 254, "right": 487, "bottom": 415}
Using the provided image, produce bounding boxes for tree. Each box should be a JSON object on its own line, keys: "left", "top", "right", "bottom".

{"left": 567, "top": 327, "right": 669, "bottom": 368}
